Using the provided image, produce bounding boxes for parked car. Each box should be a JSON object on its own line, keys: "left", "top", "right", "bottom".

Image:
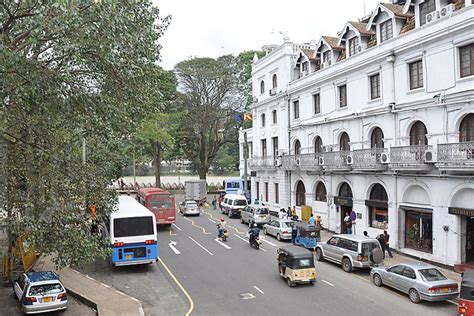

{"left": 371, "top": 263, "right": 459, "bottom": 303}
{"left": 263, "top": 219, "right": 294, "bottom": 241}
{"left": 315, "top": 234, "right": 384, "bottom": 272}
{"left": 220, "top": 194, "right": 247, "bottom": 218}
{"left": 240, "top": 204, "right": 271, "bottom": 227}
{"left": 179, "top": 200, "right": 200, "bottom": 216}
{"left": 13, "top": 271, "right": 68, "bottom": 314}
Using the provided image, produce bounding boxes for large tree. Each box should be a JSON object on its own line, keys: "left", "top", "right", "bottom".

{"left": 174, "top": 56, "right": 241, "bottom": 180}
{"left": 1, "top": 1, "right": 170, "bottom": 268}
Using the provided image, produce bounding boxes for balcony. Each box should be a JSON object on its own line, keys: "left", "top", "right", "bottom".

{"left": 320, "top": 151, "right": 352, "bottom": 172}
{"left": 388, "top": 145, "right": 433, "bottom": 173}
{"left": 351, "top": 148, "right": 388, "bottom": 172}
{"left": 280, "top": 153, "right": 323, "bottom": 172}
{"left": 436, "top": 141, "right": 474, "bottom": 173}
{"left": 248, "top": 156, "right": 276, "bottom": 171}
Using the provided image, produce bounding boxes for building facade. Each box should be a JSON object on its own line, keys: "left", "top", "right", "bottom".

{"left": 240, "top": 0, "right": 474, "bottom": 267}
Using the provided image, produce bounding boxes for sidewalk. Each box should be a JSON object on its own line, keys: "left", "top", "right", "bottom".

{"left": 34, "top": 255, "right": 144, "bottom": 316}
{"left": 319, "top": 230, "right": 462, "bottom": 283}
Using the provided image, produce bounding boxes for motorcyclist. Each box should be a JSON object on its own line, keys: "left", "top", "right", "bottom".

{"left": 217, "top": 217, "right": 227, "bottom": 238}
{"left": 248, "top": 223, "right": 260, "bottom": 245}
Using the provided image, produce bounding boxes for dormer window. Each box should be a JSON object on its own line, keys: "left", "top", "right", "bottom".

{"left": 348, "top": 37, "right": 359, "bottom": 56}
{"left": 323, "top": 51, "right": 331, "bottom": 63}
{"left": 302, "top": 62, "right": 309, "bottom": 73}
{"left": 419, "top": 0, "right": 436, "bottom": 26}
{"left": 260, "top": 80, "right": 265, "bottom": 94}
{"left": 380, "top": 20, "right": 393, "bottom": 43}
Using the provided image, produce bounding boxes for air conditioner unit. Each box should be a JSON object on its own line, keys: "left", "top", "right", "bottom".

{"left": 269, "top": 88, "right": 277, "bottom": 96}
{"left": 295, "top": 158, "right": 301, "bottom": 166}
{"left": 318, "top": 157, "right": 325, "bottom": 166}
{"left": 346, "top": 154, "right": 354, "bottom": 165}
{"left": 357, "top": 43, "right": 367, "bottom": 53}
{"left": 426, "top": 11, "right": 439, "bottom": 24}
{"left": 439, "top": 4, "right": 455, "bottom": 18}
{"left": 380, "top": 152, "right": 390, "bottom": 164}
{"left": 424, "top": 150, "right": 437, "bottom": 163}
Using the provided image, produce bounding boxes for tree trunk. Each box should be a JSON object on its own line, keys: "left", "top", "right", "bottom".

{"left": 152, "top": 141, "right": 161, "bottom": 188}
{"left": 198, "top": 130, "right": 207, "bottom": 180}
{"left": 198, "top": 165, "right": 208, "bottom": 180}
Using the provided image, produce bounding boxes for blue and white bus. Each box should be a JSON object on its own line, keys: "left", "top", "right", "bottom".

{"left": 224, "top": 178, "right": 251, "bottom": 202}
{"left": 109, "top": 196, "right": 158, "bottom": 266}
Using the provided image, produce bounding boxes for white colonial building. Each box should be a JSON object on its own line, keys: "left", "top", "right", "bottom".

{"left": 239, "top": 0, "right": 474, "bottom": 268}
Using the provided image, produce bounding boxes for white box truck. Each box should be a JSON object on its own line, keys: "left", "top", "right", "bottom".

{"left": 185, "top": 180, "right": 207, "bottom": 203}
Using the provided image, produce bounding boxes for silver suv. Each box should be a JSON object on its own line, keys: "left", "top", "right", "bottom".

{"left": 315, "top": 234, "right": 384, "bottom": 273}
{"left": 240, "top": 205, "right": 271, "bottom": 227}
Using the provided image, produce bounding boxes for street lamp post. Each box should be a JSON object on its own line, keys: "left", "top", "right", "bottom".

{"left": 242, "top": 129, "right": 249, "bottom": 199}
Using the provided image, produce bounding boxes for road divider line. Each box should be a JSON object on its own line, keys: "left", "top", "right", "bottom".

{"left": 227, "top": 224, "right": 245, "bottom": 235}
{"left": 189, "top": 236, "right": 213, "bottom": 256}
{"left": 208, "top": 218, "right": 216, "bottom": 223}
{"left": 158, "top": 257, "right": 194, "bottom": 316}
{"left": 183, "top": 217, "right": 212, "bottom": 235}
{"left": 260, "top": 237, "right": 277, "bottom": 247}
{"left": 322, "top": 279, "right": 334, "bottom": 287}
{"left": 214, "top": 238, "right": 232, "bottom": 249}
{"left": 172, "top": 223, "right": 182, "bottom": 231}
{"left": 253, "top": 286, "right": 264, "bottom": 294}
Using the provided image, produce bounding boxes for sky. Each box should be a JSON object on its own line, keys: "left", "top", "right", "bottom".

{"left": 155, "top": 0, "right": 382, "bottom": 70}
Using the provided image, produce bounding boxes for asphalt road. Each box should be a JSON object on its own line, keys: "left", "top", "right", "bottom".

{"left": 158, "top": 199, "right": 456, "bottom": 316}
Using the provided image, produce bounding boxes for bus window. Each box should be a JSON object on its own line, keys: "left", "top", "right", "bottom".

{"left": 113, "top": 216, "right": 154, "bottom": 237}
{"left": 161, "top": 199, "right": 173, "bottom": 208}
{"left": 149, "top": 200, "right": 161, "bottom": 208}
{"left": 226, "top": 182, "right": 240, "bottom": 189}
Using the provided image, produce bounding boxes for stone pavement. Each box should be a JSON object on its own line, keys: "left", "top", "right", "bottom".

{"left": 34, "top": 255, "right": 144, "bottom": 316}
{"left": 319, "top": 229, "right": 462, "bottom": 282}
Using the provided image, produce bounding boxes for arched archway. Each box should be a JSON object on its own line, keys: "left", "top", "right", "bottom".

{"left": 295, "top": 180, "right": 306, "bottom": 206}
{"left": 315, "top": 182, "right": 327, "bottom": 202}
{"left": 260, "top": 80, "right": 265, "bottom": 94}
{"left": 314, "top": 136, "right": 323, "bottom": 153}
{"left": 336, "top": 182, "right": 353, "bottom": 233}
{"left": 370, "top": 127, "right": 384, "bottom": 148}
{"left": 339, "top": 182, "right": 353, "bottom": 198}
{"left": 294, "top": 140, "right": 301, "bottom": 155}
{"left": 340, "top": 132, "right": 350, "bottom": 151}
{"left": 367, "top": 183, "right": 389, "bottom": 230}
{"left": 410, "top": 121, "right": 428, "bottom": 145}
{"left": 272, "top": 74, "right": 278, "bottom": 89}
{"left": 459, "top": 113, "right": 473, "bottom": 142}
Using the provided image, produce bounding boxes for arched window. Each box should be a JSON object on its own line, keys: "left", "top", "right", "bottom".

{"left": 294, "top": 140, "right": 301, "bottom": 155}
{"left": 260, "top": 80, "right": 265, "bottom": 94}
{"left": 272, "top": 110, "right": 277, "bottom": 124}
{"left": 314, "top": 136, "right": 323, "bottom": 153}
{"left": 339, "top": 182, "right": 353, "bottom": 198}
{"left": 261, "top": 113, "right": 266, "bottom": 127}
{"left": 371, "top": 127, "right": 384, "bottom": 148}
{"left": 272, "top": 74, "right": 278, "bottom": 89}
{"left": 410, "top": 121, "right": 428, "bottom": 145}
{"left": 340, "top": 132, "right": 350, "bottom": 151}
{"left": 296, "top": 180, "right": 306, "bottom": 206}
{"left": 460, "top": 114, "right": 474, "bottom": 142}
{"left": 368, "top": 184, "right": 388, "bottom": 229}
{"left": 370, "top": 184, "right": 388, "bottom": 201}
{"left": 315, "top": 182, "right": 327, "bottom": 202}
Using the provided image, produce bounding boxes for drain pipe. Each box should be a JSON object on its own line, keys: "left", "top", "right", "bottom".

{"left": 287, "top": 87, "right": 292, "bottom": 208}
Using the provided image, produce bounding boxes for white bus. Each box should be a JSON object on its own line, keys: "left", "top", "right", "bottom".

{"left": 109, "top": 196, "right": 158, "bottom": 266}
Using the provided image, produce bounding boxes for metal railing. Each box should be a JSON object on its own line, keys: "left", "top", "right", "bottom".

{"left": 390, "top": 145, "right": 431, "bottom": 164}
{"left": 323, "top": 150, "right": 350, "bottom": 167}
{"left": 437, "top": 141, "right": 474, "bottom": 163}
{"left": 352, "top": 148, "right": 388, "bottom": 166}
{"left": 248, "top": 156, "right": 276, "bottom": 169}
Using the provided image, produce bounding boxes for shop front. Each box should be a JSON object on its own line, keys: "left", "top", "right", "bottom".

{"left": 365, "top": 184, "right": 388, "bottom": 231}
{"left": 334, "top": 182, "right": 353, "bottom": 234}
{"left": 449, "top": 207, "right": 474, "bottom": 264}
{"left": 402, "top": 206, "right": 433, "bottom": 253}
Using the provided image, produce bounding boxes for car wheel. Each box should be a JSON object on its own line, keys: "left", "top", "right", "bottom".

{"left": 315, "top": 248, "right": 323, "bottom": 261}
{"left": 263, "top": 228, "right": 267, "bottom": 235}
{"left": 342, "top": 258, "right": 352, "bottom": 273}
{"left": 373, "top": 273, "right": 383, "bottom": 287}
{"left": 277, "top": 233, "right": 281, "bottom": 241}
{"left": 310, "top": 280, "right": 315, "bottom": 285}
{"left": 409, "top": 288, "right": 421, "bottom": 304}
{"left": 286, "top": 278, "right": 294, "bottom": 287}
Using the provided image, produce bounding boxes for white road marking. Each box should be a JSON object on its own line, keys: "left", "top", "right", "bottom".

{"left": 172, "top": 223, "right": 182, "bottom": 231}
{"left": 208, "top": 218, "right": 216, "bottom": 223}
{"left": 188, "top": 236, "right": 213, "bottom": 256}
{"left": 322, "top": 279, "right": 334, "bottom": 287}
{"left": 214, "top": 238, "right": 232, "bottom": 249}
{"left": 234, "top": 234, "right": 267, "bottom": 252}
{"left": 253, "top": 286, "right": 264, "bottom": 294}
{"left": 168, "top": 241, "right": 181, "bottom": 255}
{"left": 260, "top": 238, "right": 277, "bottom": 247}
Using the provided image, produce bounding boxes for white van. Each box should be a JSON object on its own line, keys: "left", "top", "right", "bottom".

{"left": 221, "top": 194, "right": 248, "bottom": 218}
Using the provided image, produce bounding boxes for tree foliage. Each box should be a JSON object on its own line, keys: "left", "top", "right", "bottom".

{"left": 0, "top": 1, "right": 170, "bottom": 267}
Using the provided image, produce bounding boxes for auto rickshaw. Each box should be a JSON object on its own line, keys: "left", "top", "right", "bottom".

{"left": 277, "top": 245, "right": 316, "bottom": 287}
{"left": 293, "top": 222, "right": 321, "bottom": 250}
{"left": 458, "top": 268, "right": 474, "bottom": 316}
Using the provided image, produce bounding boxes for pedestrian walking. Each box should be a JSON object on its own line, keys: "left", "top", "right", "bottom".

{"left": 376, "top": 233, "right": 387, "bottom": 259}
{"left": 308, "top": 213, "right": 315, "bottom": 226}
{"left": 212, "top": 196, "right": 217, "bottom": 210}
{"left": 350, "top": 210, "right": 357, "bottom": 234}
{"left": 291, "top": 226, "right": 298, "bottom": 244}
{"left": 279, "top": 208, "right": 285, "bottom": 219}
{"left": 291, "top": 206, "right": 297, "bottom": 221}
{"left": 286, "top": 207, "right": 291, "bottom": 220}
{"left": 383, "top": 230, "right": 393, "bottom": 258}
{"left": 119, "top": 179, "right": 125, "bottom": 190}
{"left": 344, "top": 212, "right": 352, "bottom": 234}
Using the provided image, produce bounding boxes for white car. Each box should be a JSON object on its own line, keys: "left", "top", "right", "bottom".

{"left": 13, "top": 271, "right": 68, "bottom": 314}
{"left": 179, "top": 200, "right": 201, "bottom": 216}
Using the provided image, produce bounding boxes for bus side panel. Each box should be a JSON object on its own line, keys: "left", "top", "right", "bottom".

{"left": 111, "top": 243, "right": 158, "bottom": 266}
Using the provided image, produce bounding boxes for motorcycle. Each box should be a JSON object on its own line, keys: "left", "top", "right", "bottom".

{"left": 249, "top": 234, "right": 262, "bottom": 249}
{"left": 219, "top": 228, "right": 229, "bottom": 242}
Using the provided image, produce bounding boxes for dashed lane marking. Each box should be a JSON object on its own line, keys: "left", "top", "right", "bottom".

{"left": 260, "top": 236, "right": 277, "bottom": 247}
{"left": 214, "top": 238, "right": 232, "bottom": 249}
{"left": 158, "top": 257, "right": 194, "bottom": 316}
{"left": 322, "top": 279, "right": 334, "bottom": 287}
{"left": 253, "top": 286, "right": 265, "bottom": 295}
{"left": 234, "top": 234, "right": 267, "bottom": 252}
{"left": 183, "top": 217, "right": 212, "bottom": 235}
{"left": 189, "top": 236, "right": 214, "bottom": 256}
{"left": 172, "top": 223, "right": 182, "bottom": 231}
{"left": 208, "top": 218, "right": 216, "bottom": 224}
{"left": 227, "top": 224, "right": 245, "bottom": 235}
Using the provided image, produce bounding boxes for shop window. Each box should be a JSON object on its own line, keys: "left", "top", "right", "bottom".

{"left": 315, "top": 182, "right": 327, "bottom": 202}
{"left": 368, "top": 184, "right": 388, "bottom": 230}
{"left": 295, "top": 180, "right": 306, "bottom": 206}
{"left": 405, "top": 210, "right": 433, "bottom": 253}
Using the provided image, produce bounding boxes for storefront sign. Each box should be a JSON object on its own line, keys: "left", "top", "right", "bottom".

{"left": 365, "top": 200, "right": 388, "bottom": 209}
{"left": 333, "top": 196, "right": 353, "bottom": 207}
{"left": 449, "top": 207, "right": 474, "bottom": 217}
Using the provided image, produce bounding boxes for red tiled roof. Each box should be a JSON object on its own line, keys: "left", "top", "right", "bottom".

{"left": 380, "top": 3, "right": 414, "bottom": 18}
{"left": 301, "top": 48, "right": 316, "bottom": 60}
{"left": 348, "top": 21, "right": 375, "bottom": 36}
{"left": 321, "top": 36, "right": 344, "bottom": 50}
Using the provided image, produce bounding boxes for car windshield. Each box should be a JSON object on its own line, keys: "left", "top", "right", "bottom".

{"left": 419, "top": 268, "right": 447, "bottom": 281}
{"left": 281, "top": 221, "right": 292, "bottom": 228}
{"left": 361, "top": 242, "right": 379, "bottom": 255}
{"left": 29, "top": 283, "right": 63, "bottom": 296}
{"left": 256, "top": 208, "right": 269, "bottom": 215}
{"left": 186, "top": 202, "right": 198, "bottom": 207}
{"left": 234, "top": 200, "right": 247, "bottom": 206}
